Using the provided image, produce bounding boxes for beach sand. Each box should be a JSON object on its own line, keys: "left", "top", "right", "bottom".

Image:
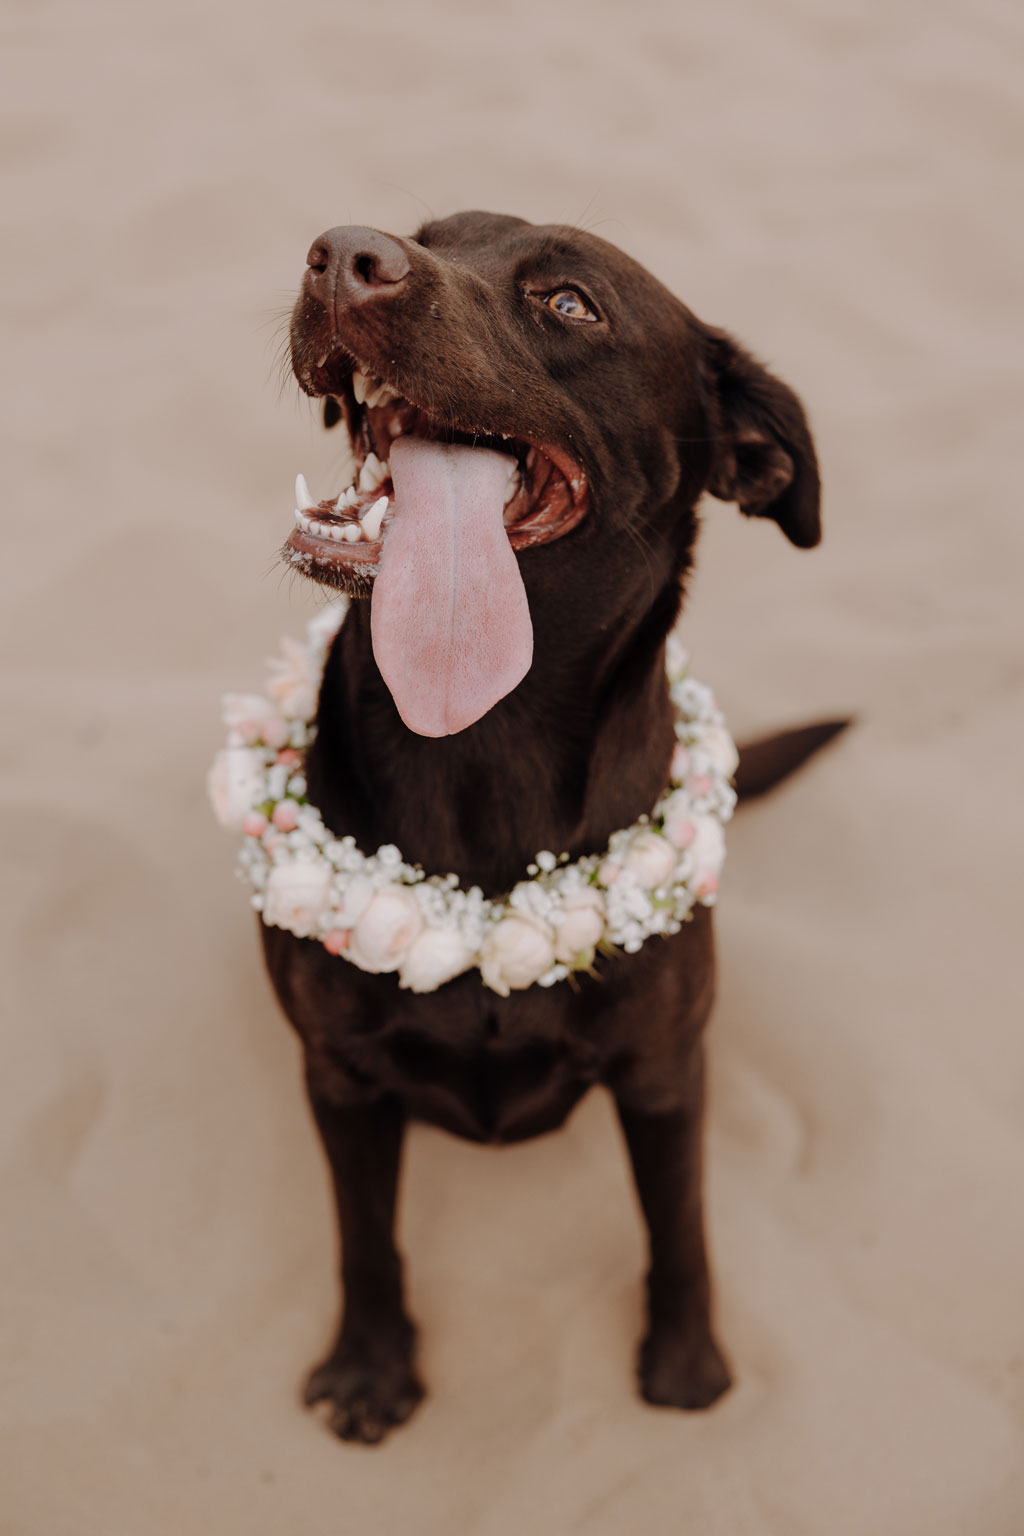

{"left": 2, "top": 1, "right": 1022, "bottom": 1530}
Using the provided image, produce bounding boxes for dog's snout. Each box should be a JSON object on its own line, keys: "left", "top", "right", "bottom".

{"left": 305, "top": 225, "right": 411, "bottom": 314}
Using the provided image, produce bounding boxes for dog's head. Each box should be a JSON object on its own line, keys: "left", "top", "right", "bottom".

{"left": 285, "top": 211, "right": 820, "bottom": 735}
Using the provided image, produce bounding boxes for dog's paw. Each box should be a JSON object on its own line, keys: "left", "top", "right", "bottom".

{"left": 638, "top": 1325, "right": 732, "bottom": 1412}
{"left": 303, "top": 1345, "right": 425, "bottom": 1444}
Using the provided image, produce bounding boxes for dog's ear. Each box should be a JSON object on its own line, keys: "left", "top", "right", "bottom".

{"left": 700, "top": 326, "right": 820, "bottom": 549}
{"left": 323, "top": 397, "right": 342, "bottom": 429}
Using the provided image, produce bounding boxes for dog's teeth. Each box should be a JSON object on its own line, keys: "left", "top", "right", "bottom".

{"left": 352, "top": 371, "right": 368, "bottom": 405}
{"left": 360, "top": 495, "right": 388, "bottom": 542}
{"left": 504, "top": 476, "right": 518, "bottom": 506}
{"left": 341, "top": 523, "right": 361, "bottom": 543}
{"left": 295, "top": 473, "right": 315, "bottom": 510}
{"left": 358, "top": 453, "right": 385, "bottom": 492}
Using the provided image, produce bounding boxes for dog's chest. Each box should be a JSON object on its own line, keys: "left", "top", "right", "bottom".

{"left": 312, "top": 979, "right": 602, "bottom": 1144}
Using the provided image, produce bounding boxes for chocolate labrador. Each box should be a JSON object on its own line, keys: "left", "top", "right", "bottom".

{"left": 262, "top": 211, "right": 839, "bottom": 1443}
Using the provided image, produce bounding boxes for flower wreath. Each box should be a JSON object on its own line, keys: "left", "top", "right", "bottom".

{"left": 208, "top": 601, "right": 737, "bottom": 996}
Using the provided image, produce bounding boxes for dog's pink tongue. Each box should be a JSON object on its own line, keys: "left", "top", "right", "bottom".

{"left": 370, "top": 436, "right": 533, "bottom": 736}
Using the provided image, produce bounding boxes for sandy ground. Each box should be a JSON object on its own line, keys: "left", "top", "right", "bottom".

{"left": 3, "top": 1, "right": 1023, "bottom": 1531}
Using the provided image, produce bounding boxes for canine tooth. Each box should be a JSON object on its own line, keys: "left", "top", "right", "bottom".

{"left": 361, "top": 495, "right": 388, "bottom": 541}
{"left": 504, "top": 476, "right": 518, "bottom": 506}
{"left": 295, "top": 473, "right": 315, "bottom": 510}
{"left": 341, "top": 523, "right": 361, "bottom": 543}
{"left": 364, "top": 379, "right": 398, "bottom": 410}
{"left": 352, "top": 371, "right": 369, "bottom": 405}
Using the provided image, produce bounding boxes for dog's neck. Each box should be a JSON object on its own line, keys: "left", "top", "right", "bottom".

{"left": 305, "top": 584, "right": 682, "bottom": 894}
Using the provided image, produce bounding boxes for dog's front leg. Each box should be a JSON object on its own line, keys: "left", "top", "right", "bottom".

{"left": 302, "top": 1075, "right": 423, "bottom": 1443}
{"left": 615, "top": 1044, "right": 731, "bottom": 1412}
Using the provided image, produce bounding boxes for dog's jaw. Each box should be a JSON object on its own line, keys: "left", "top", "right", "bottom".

{"left": 282, "top": 367, "right": 589, "bottom": 597}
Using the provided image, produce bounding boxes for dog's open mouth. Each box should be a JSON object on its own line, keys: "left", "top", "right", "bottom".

{"left": 283, "top": 366, "right": 589, "bottom": 739}
{"left": 285, "top": 368, "right": 588, "bottom": 581}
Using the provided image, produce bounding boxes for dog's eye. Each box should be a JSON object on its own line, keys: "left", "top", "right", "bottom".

{"left": 545, "top": 289, "right": 597, "bottom": 322}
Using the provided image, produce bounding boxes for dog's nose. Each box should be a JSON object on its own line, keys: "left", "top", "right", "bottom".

{"left": 305, "top": 225, "right": 411, "bottom": 313}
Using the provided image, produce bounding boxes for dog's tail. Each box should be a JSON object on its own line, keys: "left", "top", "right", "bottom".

{"left": 734, "top": 719, "right": 851, "bottom": 802}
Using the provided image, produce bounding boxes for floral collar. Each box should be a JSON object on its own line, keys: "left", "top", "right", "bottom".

{"left": 208, "top": 601, "right": 737, "bottom": 996}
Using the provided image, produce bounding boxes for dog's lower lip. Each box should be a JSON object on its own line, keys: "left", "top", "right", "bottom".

{"left": 287, "top": 523, "right": 380, "bottom": 564}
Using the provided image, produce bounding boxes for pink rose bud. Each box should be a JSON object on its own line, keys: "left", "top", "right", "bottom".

{"left": 276, "top": 748, "right": 302, "bottom": 767}
{"left": 272, "top": 800, "right": 300, "bottom": 831}
{"left": 668, "top": 817, "right": 696, "bottom": 850}
{"left": 695, "top": 872, "right": 719, "bottom": 898}
{"left": 323, "top": 928, "right": 350, "bottom": 955}
{"left": 670, "top": 744, "right": 691, "bottom": 780}
{"left": 241, "top": 811, "right": 269, "bottom": 838}
{"left": 688, "top": 774, "right": 713, "bottom": 797}
{"left": 262, "top": 718, "right": 290, "bottom": 750}
{"left": 236, "top": 718, "right": 262, "bottom": 746}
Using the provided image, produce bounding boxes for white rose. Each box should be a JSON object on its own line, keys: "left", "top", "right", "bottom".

{"left": 207, "top": 747, "right": 265, "bottom": 830}
{"left": 622, "top": 828, "right": 678, "bottom": 890}
{"left": 348, "top": 886, "right": 424, "bottom": 974}
{"left": 479, "top": 912, "right": 556, "bottom": 997}
{"left": 267, "top": 636, "right": 319, "bottom": 720}
{"left": 222, "top": 692, "right": 280, "bottom": 744}
{"left": 691, "top": 816, "right": 726, "bottom": 883}
{"left": 553, "top": 888, "right": 606, "bottom": 964}
{"left": 661, "top": 790, "right": 697, "bottom": 851}
{"left": 263, "top": 859, "right": 332, "bottom": 937}
{"left": 665, "top": 632, "right": 689, "bottom": 679}
{"left": 399, "top": 925, "right": 476, "bottom": 992}
{"left": 333, "top": 872, "right": 374, "bottom": 927}
{"left": 698, "top": 725, "right": 739, "bottom": 779}
{"left": 306, "top": 601, "right": 347, "bottom": 652}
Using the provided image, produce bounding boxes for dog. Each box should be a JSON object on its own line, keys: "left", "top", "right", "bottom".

{"left": 260, "top": 211, "right": 840, "bottom": 1443}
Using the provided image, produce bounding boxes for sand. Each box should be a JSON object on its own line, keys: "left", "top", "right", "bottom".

{"left": 3, "top": 1, "right": 1023, "bottom": 1531}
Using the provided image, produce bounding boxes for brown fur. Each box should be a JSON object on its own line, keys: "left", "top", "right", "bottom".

{"left": 263, "top": 212, "right": 831, "bottom": 1442}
